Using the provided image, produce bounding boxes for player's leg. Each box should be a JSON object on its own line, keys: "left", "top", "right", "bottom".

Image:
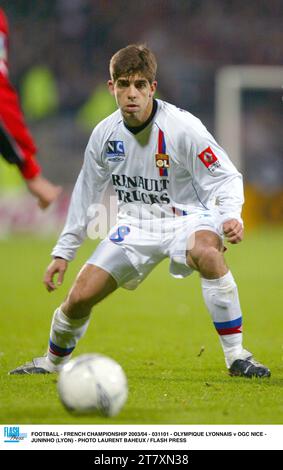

{"left": 9, "top": 238, "right": 141, "bottom": 375}
{"left": 187, "top": 230, "right": 243, "bottom": 366}
{"left": 186, "top": 230, "right": 270, "bottom": 378}
{"left": 45, "top": 264, "right": 118, "bottom": 372}
{"left": 9, "top": 265, "right": 117, "bottom": 375}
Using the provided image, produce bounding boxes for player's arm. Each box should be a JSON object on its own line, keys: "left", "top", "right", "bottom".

{"left": 188, "top": 130, "right": 244, "bottom": 244}
{"left": 0, "top": 120, "right": 62, "bottom": 208}
{"left": 45, "top": 137, "right": 109, "bottom": 291}
{"left": 0, "top": 11, "right": 60, "bottom": 209}
{"left": 0, "top": 14, "right": 41, "bottom": 175}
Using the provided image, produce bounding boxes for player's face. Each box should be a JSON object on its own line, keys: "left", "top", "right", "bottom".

{"left": 108, "top": 74, "right": 157, "bottom": 127}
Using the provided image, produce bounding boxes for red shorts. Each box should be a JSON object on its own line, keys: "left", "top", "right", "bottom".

{"left": 0, "top": 76, "right": 40, "bottom": 179}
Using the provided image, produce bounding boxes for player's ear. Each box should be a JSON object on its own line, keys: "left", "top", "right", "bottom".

{"left": 108, "top": 80, "right": 115, "bottom": 96}
{"left": 149, "top": 80, "right": 157, "bottom": 98}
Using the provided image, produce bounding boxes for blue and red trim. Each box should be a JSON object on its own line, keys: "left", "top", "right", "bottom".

{"left": 49, "top": 339, "right": 75, "bottom": 357}
{"left": 214, "top": 317, "right": 242, "bottom": 335}
{"left": 158, "top": 129, "right": 166, "bottom": 154}
{"left": 157, "top": 129, "right": 168, "bottom": 176}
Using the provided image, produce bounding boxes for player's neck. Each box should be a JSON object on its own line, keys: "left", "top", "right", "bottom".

{"left": 123, "top": 99, "right": 157, "bottom": 135}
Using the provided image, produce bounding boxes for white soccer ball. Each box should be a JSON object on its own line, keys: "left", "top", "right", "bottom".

{"left": 57, "top": 354, "right": 128, "bottom": 417}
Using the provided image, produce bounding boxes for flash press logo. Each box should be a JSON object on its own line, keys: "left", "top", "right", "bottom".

{"left": 4, "top": 426, "right": 28, "bottom": 443}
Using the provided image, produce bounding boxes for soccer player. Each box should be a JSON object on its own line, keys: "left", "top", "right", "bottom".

{"left": 0, "top": 8, "right": 61, "bottom": 209}
{"left": 10, "top": 45, "right": 270, "bottom": 377}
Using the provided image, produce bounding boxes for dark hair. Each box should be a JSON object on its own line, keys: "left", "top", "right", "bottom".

{"left": 110, "top": 44, "right": 157, "bottom": 83}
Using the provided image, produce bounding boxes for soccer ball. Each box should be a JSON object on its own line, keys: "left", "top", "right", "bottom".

{"left": 57, "top": 354, "right": 128, "bottom": 417}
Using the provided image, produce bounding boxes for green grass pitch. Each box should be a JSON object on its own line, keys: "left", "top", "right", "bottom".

{"left": 0, "top": 228, "right": 282, "bottom": 424}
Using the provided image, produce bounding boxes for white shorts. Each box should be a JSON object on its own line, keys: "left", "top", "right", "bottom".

{"left": 87, "top": 210, "right": 223, "bottom": 290}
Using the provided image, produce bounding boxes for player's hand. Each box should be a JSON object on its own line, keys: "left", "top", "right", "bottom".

{"left": 223, "top": 219, "right": 244, "bottom": 244}
{"left": 26, "top": 175, "right": 62, "bottom": 210}
{"left": 44, "top": 258, "right": 68, "bottom": 292}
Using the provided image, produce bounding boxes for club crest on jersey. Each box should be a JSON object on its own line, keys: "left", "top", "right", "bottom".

{"left": 198, "top": 146, "right": 220, "bottom": 173}
{"left": 106, "top": 141, "right": 125, "bottom": 161}
{"left": 156, "top": 129, "right": 169, "bottom": 176}
{"left": 155, "top": 153, "right": 170, "bottom": 177}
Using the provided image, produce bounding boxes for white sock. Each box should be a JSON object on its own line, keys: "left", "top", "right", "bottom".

{"left": 201, "top": 271, "right": 245, "bottom": 368}
{"left": 45, "top": 307, "right": 90, "bottom": 372}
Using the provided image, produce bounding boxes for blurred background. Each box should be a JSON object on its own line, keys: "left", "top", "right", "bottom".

{"left": 0, "top": 0, "right": 282, "bottom": 234}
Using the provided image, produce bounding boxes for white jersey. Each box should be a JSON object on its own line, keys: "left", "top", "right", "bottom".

{"left": 52, "top": 99, "right": 244, "bottom": 261}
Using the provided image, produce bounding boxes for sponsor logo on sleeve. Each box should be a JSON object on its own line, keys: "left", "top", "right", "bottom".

{"left": 106, "top": 141, "right": 125, "bottom": 161}
{"left": 198, "top": 146, "right": 221, "bottom": 173}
